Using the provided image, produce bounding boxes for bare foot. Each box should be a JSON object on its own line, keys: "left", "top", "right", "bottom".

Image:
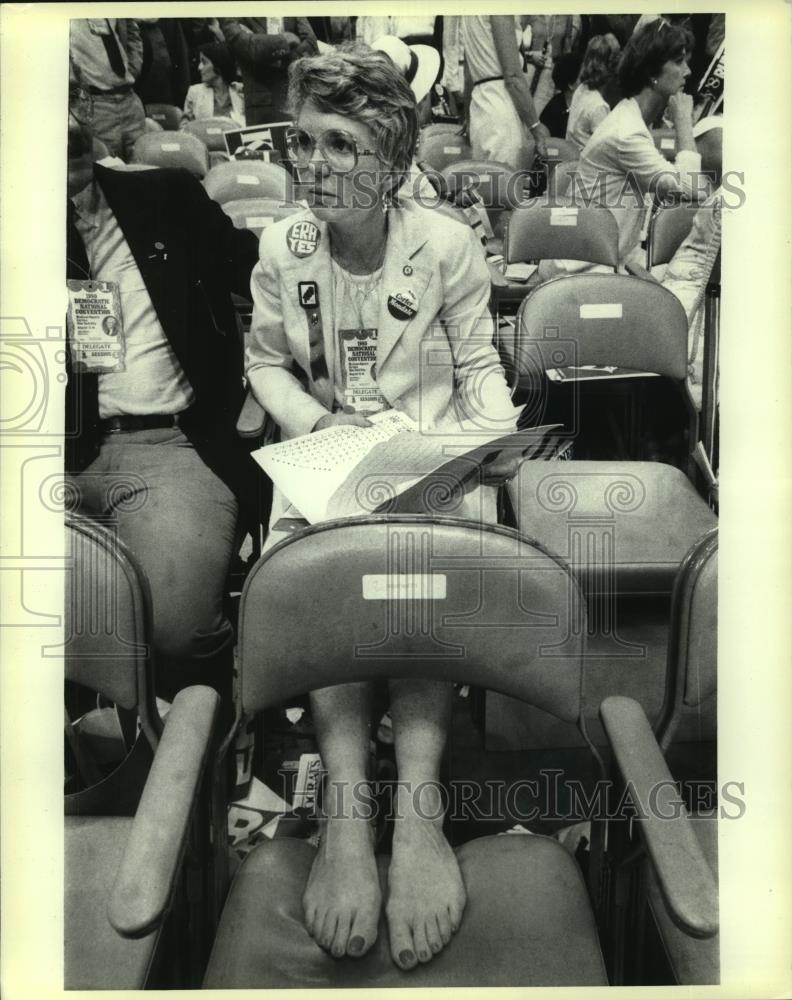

{"left": 302, "top": 790, "right": 382, "bottom": 959}
{"left": 386, "top": 783, "right": 466, "bottom": 970}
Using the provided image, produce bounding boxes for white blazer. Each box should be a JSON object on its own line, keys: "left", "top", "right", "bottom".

{"left": 181, "top": 82, "right": 245, "bottom": 127}
{"left": 246, "top": 200, "right": 520, "bottom": 442}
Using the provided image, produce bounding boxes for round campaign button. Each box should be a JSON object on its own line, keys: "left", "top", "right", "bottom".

{"left": 387, "top": 288, "right": 418, "bottom": 320}
{"left": 286, "top": 220, "right": 321, "bottom": 258}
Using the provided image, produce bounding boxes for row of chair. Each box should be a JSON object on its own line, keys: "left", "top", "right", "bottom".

{"left": 64, "top": 508, "right": 719, "bottom": 988}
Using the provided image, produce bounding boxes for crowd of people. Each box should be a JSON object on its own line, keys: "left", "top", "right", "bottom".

{"left": 66, "top": 12, "right": 723, "bottom": 976}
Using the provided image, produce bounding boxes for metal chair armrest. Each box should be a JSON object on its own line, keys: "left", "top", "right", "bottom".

{"left": 237, "top": 389, "right": 269, "bottom": 440}
{"left": 600, "top": 695, "right": 719, "bottom": 939}
{"left": 107, "top": 685, "right": 219, "bottom": 938}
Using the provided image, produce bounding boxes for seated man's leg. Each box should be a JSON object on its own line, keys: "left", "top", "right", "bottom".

{"left": 73, "top": 427, "right": 239, "bottom": 716}
{"left": 386, "top": 678, "right": 466, "bottom": 970}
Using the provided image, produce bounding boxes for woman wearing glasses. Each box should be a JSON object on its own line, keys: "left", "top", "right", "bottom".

{"left": 247, "top": 50, "right": 519, "bottom": 971}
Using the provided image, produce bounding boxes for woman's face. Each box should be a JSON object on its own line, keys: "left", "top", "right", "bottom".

{"left": 654, "top": 52, "right": 690, "bottom": 98}
{"left": 293, "top": 102, "right": 390, "bottom": 224}
{"left": 199, "top": 54, "right": 217, "bottom": 84}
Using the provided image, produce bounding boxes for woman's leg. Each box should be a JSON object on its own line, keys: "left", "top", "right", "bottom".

{"left": 385, "top": 678, "right": 466, "bottom": 970}
{"left": 303, "top": 682, "right": 382, "bottom": 958}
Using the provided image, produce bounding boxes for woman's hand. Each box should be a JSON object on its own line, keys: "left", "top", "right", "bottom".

{"left": 479, "top": 451, "right": 524, "bottom": 486}
{"left": 312, "top": 412, "right": 373, "bottom": 432}
{"left": 667, "top": 92, "right": 694, "bottom": 127}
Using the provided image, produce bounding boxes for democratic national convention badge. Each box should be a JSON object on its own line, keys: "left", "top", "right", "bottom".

{"left": 286, "top": 220, "right": 321, "bottom": 258}
{"left": 387, "top": 288, "right": 418, "bottom": 321}
{"left": 66, "top": 279, "right": 126, "bottom": 373}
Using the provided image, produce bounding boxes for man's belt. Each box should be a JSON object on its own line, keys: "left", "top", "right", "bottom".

{"left": 88, "top": 84, "right": 133, "bottom": 96}
{"left": 99, "top": 413, "right": 182, "bottom": 434}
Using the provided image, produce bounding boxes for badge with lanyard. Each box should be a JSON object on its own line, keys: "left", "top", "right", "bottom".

{"left": 66, "top": 279, "right": 127, "bottom": 373}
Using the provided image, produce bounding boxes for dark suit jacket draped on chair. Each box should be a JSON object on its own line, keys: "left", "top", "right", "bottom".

{"left": 66, "top": 163, "right": 260, "bottom": 514}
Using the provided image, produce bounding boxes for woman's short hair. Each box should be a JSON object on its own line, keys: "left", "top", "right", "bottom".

{"left": 199, "top": 42, "right": 237, "bottom": 87}
{"left": 618, "top": 19, "right": 695, "bottom": 97}
{"left": 287, "top": 50, "right": 419, "bottom": 185}
{"left": 579, "top": 33, "right": 621, "bottom": 91}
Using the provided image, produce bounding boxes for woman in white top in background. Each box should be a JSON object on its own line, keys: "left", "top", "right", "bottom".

{"left": 539, "top": 18, "right": 702, "bottom": 281}
{"left": 566, "top": 33, "right": 621, "bottom": 151}
{"left": 180, "top": 42, "right": 245, "bottom": 126}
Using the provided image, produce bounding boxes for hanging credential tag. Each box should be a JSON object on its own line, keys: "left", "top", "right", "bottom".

{"left": 339, "top": 328, "right": 387, "bottom": 413}
{"left": 66, "top": 279, "right": 126, "bottom": 373}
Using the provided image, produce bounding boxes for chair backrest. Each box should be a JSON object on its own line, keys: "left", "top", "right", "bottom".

{"left": 427, "top": 199, "right": 471, "bottom": 227}
{"left": 221, "top": 198, "right": 302, "bottom": 237}
{"left": 63, "top": 514, "right": 158, "bottom": 727}
{"left": 440, "top": 159, "right": 525, "bottom": 212}
{"left": 182, "top": 116, "right": 240, "bottom": 152}
{"left": 417, "top": 129, "right": 473, "bottom": 172}
{"left": 547, "top": 158, "right": 579, "bottom": 199}
{"left": 652, "top": 127, "right": 678, "bottom": 161}
{"left": 658, "top": 528, "right": 718, "bottom": 749}
{"left": 646, "top": 202, "right": 698, "bottom": 268}
{"left": 203, "top": 158, "right": 294, "bottom": 204}
{"left": 506, "top": 199, "right": 619, "bottom": 269}
{"left": 515, "top": 273, "right": 689, "bottom": 380}
{"left": 144, "top": 103, "right": 182, "bottom": 131}
{"left": 544, "top": 137, "right": 580, "bottom": 163}
{"left": 130, "top": 132, "right": 209, "bottom": 177}
{"left": 144, "top": 117, "right": 163, "bottom": 133}
{"left": 239, "top": 516, "right": 586, "bottom": 723}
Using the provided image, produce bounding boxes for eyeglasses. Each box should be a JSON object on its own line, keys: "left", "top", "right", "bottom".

{"left": 285, "top": 126, "right": 377, "bottom": 173}
{"left": 69, "top": 87, "right": 95, "bottom": 127}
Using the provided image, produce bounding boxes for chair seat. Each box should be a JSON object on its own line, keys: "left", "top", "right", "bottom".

{"left": 65, "top": 816, "right": 160, "bottom": 989}
{"left": 204, "top": 833, "right": 607, "bottom": 988}
{"left": 646, "top": 813, "right": 719, "bottom": 985}
{"left": 508, "top": 461, "right": 717, "bottom": 593}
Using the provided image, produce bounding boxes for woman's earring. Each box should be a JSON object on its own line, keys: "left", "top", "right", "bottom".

{"left": 381, "top": 188, "right": 392, "bottom": 214}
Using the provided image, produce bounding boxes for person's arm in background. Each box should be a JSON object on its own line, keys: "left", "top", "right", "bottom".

{"left": 165, "top": 19, "right": 192, "bottom": 109}
{"left": 219, "top": 18, "right": 300, "bottom": 71}
{"left": 180, "top": 87, "right": 196, "bottom": 125}
{"left": 618, "top": 93, "right": 701, "bottom": 201}
{"left": 491, "top": 15, "right": 549, "bottom": 158}
{"left": 122, "top": 19, "right": 144, "bottom": 81}
{"left": 287, "top": 17, "right": 319, "bottom": 58}
{"left": 173, "top": 170, "right": 259, "bottom": 299}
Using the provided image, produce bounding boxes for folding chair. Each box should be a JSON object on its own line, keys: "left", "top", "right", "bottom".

{"left": 506, "top": 199, "right": 620, "bottom": 271}
{"left": 543, "top": 137, "right": 580, "bottom": 193}
{"left": 221, "top": 197, "right": 302, "bottom": 239}
{"left": 491, "top": 199, "right": 619, "bottom": 329}
{"left": 505, "top": 274, "right": 716, "bottom": 596}
{"left": 182, "top": 116, "right": 240, "bottom": 152}
{"left": 440, "top": 159, "right": 527, "bottom": 218}
{"left": 202, "top": 515, "right": 717, "bottom": 988}
{"left": 645, "top": 202, "right": 698, "bottom": 269}
{"left": 417, "top": 128, "right": 473, "bottom": 172}
{"left": 145, "top": 103, "right": 182, "bottom": 131}
{"left": 548, "top": 157, "right": 580, "bottom": 198}
{"left": 203, "top": 158, "right": 295, "bottom": 204}
{"left": 651, "top": 127, "right": 678, "bottom": 162}
{"left": 603, "top": 528, "right": 719, "bottom": 984}
{"left": 130, "top": 132, "right": 209, "bottom": 178}
{"left": 64, "top": 514, "right": 219, "bottom": 988}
